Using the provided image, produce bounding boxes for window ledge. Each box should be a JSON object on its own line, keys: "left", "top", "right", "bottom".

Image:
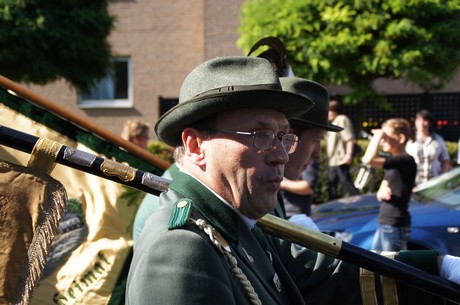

{"left": 78, "top": 100, "right": 133, "bottom": 109}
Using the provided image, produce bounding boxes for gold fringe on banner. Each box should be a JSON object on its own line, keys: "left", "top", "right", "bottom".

{"left": 0, "top": 160, "right": 67, "bottom": 305}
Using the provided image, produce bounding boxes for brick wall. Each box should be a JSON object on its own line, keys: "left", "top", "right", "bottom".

{"left": 21, "top": 0, "right": 244, "bottom": 140}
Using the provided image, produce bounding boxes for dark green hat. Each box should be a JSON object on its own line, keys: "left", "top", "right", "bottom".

{"left": 155, "top": 56, "right": 314, "bottom": 146}
{"left": 280, "top": 77, "right": 343, "bottom": 132}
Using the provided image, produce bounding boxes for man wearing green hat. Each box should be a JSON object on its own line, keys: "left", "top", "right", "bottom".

{"left": 126, "top": 55, "right": 314, "bottom": 305}
{"left": 279, "top": 77, "right": 342, "bottom": 223}
{"left": 126, "top": 56, "right": 460, "bottom": 305}
{"left": 273, "top": 77, "right": 460, "bottom": 304}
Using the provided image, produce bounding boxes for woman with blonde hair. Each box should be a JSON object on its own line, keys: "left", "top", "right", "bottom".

{"left": 121, "top": 119, "right": 150, "bottom": 149}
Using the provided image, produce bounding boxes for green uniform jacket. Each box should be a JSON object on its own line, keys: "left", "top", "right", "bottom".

{"left": 126, "top": 171, "right": 447, "bottom": 305}
{"left": 126, "top": 171, "right": 305, "bottom": 305}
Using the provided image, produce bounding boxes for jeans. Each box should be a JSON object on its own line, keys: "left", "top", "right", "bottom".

{"left": 371, "top": 224, "right": 410, "bottom": 251}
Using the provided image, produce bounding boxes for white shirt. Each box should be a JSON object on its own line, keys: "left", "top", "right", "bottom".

{"left": 406, "top": 133, "right": 450, "bottom": 185}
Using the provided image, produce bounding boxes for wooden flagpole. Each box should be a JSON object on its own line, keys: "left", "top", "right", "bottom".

{"left": 0, "top": 75, "right": 171, "bottom": 171}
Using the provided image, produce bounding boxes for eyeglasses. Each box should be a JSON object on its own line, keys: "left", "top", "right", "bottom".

{"left": 209, "top": 129, "right": 299, "bottom": 154}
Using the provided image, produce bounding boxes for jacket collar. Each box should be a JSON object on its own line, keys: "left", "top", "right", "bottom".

{"left": 169, "top": 171, "right": 241, "bottom": 243}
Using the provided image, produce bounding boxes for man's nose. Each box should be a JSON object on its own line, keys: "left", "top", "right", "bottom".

{"left": 269, "top": 139, "right": 289, "bottom": 165}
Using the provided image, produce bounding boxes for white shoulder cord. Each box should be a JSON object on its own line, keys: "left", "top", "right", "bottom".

{"left": 193, "top": 218, "right": 262, "bottom": 305}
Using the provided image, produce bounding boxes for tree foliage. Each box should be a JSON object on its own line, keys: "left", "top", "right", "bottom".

{"left": 0, "top": 0, "right": 114, "bottom": 92}
{"left": 238, "top": 0, "right": 460, "bottom": 105}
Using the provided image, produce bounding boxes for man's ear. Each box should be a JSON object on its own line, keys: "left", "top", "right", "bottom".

{"left": 182, "top": 128, "right": 206, "bottom": 166}
{"left": 398, "top": 133, "right": 407, "bottom": 145}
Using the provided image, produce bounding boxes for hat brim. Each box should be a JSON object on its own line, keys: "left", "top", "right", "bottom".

{"left": 290, "top": 117, "right": 343, "bottom": 132}
{"left": 156, "top": 89, "right": 314, "bottom": 146}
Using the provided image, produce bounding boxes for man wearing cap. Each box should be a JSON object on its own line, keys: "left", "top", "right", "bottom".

{"left": 272, "top": 77, "right": 460, "bottom": 305}
{"left": 279, "top": 77, "right": 342, "bottom": 223}
{"left": 126, "top": 56, "right": 460, "bottom": 305}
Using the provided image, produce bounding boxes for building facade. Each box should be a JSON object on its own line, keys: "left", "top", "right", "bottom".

{"left": 22, "top": 0, "right": 245, "bottom": 140}
{"left": 20, "top": 1, "right": 460, "bottom": 142}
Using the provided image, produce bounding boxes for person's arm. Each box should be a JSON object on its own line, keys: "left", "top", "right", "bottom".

{"left": 289, "top": 247, "right": 451, "bottom": 305}
{"left": 280, "top": 178, "right": 314, "bottom": 195}
{"left": 438, "top": 138, "right": 452, "bottom": 173}
{"left": 339, "top": 115, "right": 356, "bottom": 166}
{"left": 457, "top": 139, "right": 460, "bottom": 165}
{"left": 361, "top": 129, "right": 386, "bottom": 168}
{"left": 343, "top": 139, "right": 355, "bottom": 165}
{"left": 289, "top": 214, "right": 319, "bottom": 232}
{"left": 128, "top": 229, "right": 236, "bottom": 305}
{"left": 376, "top": 179, "right": 392, "bottom": 202}
{"left": 440, "top": 255, "right": 460, "bottom": 285}
{"left": 441, "top": 160, "right": 452, "bottom": 173}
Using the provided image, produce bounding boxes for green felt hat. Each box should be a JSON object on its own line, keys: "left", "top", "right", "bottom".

{"left": 280, "top": 77, "right": 342, "bottom": 132}
{"left": 155, "top": 56, "right": 314, "bottom": 146}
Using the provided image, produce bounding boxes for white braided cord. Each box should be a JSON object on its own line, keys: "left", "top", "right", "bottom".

{"left": 194, "top": 218, "right": 262, "bottom": 305}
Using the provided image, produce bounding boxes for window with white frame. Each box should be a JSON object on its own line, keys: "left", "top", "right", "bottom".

{"left": 79, "top": 57, "right": 132, "bottom": 108}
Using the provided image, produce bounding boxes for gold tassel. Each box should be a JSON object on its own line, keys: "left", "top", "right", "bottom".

{"left": 0, "top": 137, "right": 67, "bottom": 305}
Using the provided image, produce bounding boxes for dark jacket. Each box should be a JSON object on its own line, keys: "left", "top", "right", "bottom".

{"left": 126, "top": 171, "right": 304, "bottom": 305}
